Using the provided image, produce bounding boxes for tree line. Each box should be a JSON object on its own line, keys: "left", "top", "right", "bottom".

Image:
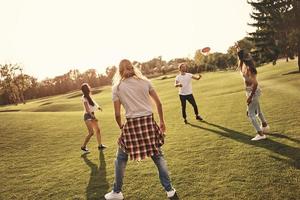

{"left": 1, "top": 0, "right": 298, "bottom": 105}
{"left": 0, "top": 65, "right": 117, "bottom": 105}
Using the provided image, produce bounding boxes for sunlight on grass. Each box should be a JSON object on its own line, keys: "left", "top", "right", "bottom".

{"left": 0, "top": 59, "right": 299, "bottom": 200}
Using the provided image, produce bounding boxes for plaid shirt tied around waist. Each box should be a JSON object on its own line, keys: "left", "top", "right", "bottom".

{"left": 118, "top": 114, "right": 164, "bottom": 161}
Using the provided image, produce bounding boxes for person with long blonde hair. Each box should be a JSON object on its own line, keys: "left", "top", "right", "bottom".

{"left": 104, "top": 59, "right": 177, "bottom": 200}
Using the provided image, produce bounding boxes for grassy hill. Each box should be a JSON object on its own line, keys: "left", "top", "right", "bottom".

{"left": 0, "top": 59, "right": 299, "bottom": 200}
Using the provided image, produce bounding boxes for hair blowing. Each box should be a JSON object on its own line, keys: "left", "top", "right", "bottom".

{"left": 81, "top": 83, "right": 95, "bottom": 106}
{"left": 112, "top": 59, "right": 149, "bottom": 90}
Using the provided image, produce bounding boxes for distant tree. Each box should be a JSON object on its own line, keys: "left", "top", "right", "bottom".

{"left": 0, "top": 63, "right": 27, "bottom": 104}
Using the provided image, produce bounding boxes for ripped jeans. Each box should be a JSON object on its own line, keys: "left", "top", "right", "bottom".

{"left": 247, "top": 95, "right": 267, "bottom": 132}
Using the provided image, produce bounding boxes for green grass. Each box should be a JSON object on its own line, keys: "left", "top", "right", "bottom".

{"left": 0, "top": 59, "right": 299, "bottom": 200}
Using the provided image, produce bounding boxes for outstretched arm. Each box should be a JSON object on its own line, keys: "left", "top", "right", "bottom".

{"left": 192, "top": 74, "right": 202, "bottom": 80}
{"left": 149, "top": 89, "right": 166, "bottom": 133}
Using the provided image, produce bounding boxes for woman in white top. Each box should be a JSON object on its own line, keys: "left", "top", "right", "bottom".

{"left": 81, "top": 83, "right": 106, "bottom": 153}
{"left": 237, "top": 47, "right": 270, "bottom": 141}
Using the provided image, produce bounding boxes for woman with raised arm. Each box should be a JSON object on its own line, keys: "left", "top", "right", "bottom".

{"left": 104, "top": 59, "right": 176, "bottom": 200}
{"left": 237, "top": 46, "right": 270, "bottom": 141}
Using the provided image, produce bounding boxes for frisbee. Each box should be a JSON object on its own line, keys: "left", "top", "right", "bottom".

{"left": 201, "top": 47, "right": 211, "bottom": 53}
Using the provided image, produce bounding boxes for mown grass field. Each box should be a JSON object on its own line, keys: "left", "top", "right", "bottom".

{"left": 0, "top": 59, "right": 299, "bottom": 200}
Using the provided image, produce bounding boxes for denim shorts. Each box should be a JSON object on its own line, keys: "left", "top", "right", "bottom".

{"left": 83, "top": 112, "right": 97, "bottom": 121}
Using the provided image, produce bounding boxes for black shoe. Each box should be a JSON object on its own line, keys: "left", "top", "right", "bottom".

{"left": 98, "top": 144, "right": 107, "bottom": 150}
{"left": 184, "top": 119, "right": 188, "bottom": 124}
{"left": 196, "top": 115, "right": 203, "bottom": 121}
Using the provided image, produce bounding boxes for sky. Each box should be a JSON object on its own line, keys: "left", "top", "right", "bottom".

{"left": 0, "top": 0, "right": 254, "bottom": 80}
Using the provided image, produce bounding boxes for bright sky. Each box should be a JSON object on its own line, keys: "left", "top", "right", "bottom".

{"left": 0, "top": 0, "right": 254, "bottom": 80}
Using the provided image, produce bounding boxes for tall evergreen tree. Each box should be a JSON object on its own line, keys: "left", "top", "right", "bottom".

{"left": 248, "top": 0, "right": 300, "bottom": 70}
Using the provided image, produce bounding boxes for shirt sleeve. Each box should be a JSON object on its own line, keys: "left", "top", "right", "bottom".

{"left": 148, "top": 80, "right": 154, "bottom": 91}
{"left": 112, "top": 86, "right": 120, "bottom": 102}
{"left": 82, "top": 96, "right": 87, "bottom": 103}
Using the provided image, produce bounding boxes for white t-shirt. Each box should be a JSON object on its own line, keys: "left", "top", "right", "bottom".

{"left": 82, "top": 96, "right": 99, "bottom": 113}
{"left": 175, "top": 73, "right": 193, "bottom": 95}
{"left": 112, "top": 77, "right": 154, "bottom": 118}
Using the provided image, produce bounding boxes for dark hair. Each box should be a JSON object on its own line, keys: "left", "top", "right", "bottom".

{"left": 238, "top": 49, "right": 257, "bottom": 75}
{"left": 81, "top": 83, "right": 95, "bottom": 106}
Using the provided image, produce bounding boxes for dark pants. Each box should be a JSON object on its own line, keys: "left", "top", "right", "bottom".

{"left": 179, "top": 94, "right": 199, "bottom": 119}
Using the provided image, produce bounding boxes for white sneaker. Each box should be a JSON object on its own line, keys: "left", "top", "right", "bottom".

{"left": 166, "top": 188, "right": 176, "bottom": 198}
{"left": 104, "top": 190, "right": 124, "bottom": 200}
{"left": 81, "top": 146, "right": 90, "bottom": 154}
{"left": 261, "top": 125, "right": 270, "bottom": 134}
{"left": 251, "top": 134, "right": 267, "bottom": 141}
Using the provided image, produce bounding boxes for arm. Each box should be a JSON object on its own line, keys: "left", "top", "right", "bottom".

{"left": 238, "top": 59, "right": 244, "bottom": 71}
{"left": 113, "top": 100, "right": 123, "bottom": 129}
{"left": 149, "top": 89, "right": 166, "bottom": 133}
{"left": 192, "top": 74, "right": 202, "bottom": 80}
{"left": 174, "top": 80, "right": 182, "bottom": 87}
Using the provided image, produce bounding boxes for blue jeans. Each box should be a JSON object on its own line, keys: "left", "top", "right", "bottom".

{"left": 113, "top": 148, "right": 173, "bottom": 192}
{"left": 247, "top": 95, "right": 266, "bottom": 132}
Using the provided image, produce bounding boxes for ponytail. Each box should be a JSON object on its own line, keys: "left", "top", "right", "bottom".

{"left": 81, "top": 83, "right": 95, "bottom": 106}
{"left": 84, "top": 94, "right": 95, "bottom": 106}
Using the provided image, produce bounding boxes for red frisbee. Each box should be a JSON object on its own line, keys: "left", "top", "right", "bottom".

{"left": 201, "top": 47, "right": 211, "bottom": 53}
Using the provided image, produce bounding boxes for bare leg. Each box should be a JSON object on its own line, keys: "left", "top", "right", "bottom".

{"left": 82, "top": 120, "right": 94, "bottom": 148}
{"left": 91, "top": 120, "right": 102, "bottom": 145}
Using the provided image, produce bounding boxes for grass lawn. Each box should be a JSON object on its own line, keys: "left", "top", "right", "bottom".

{"left": 0, "top": 59, "right": 299, "bottom": 200}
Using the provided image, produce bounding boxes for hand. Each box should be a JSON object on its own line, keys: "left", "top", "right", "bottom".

{"left": 247, "top": 96, "right": 252, "bottom": 105}
{"left": 178, "top": 83, "right": 183, "bottom": 87}
{"left": 198, "top": 74, "right": 202, "bottom": 79}
{"left": 160, "top": 121, "right": 166, "bottom": 133}
{"left": 119, "top": 124, "right": 124, "bottom": 129}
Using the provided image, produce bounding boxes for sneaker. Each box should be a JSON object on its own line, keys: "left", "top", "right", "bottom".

{"left": 98, "top": 144, "right": 107, "bottom": 150}
{"left": 81, "top": 146, "right": 90, "bottom": 154}
{"left": 261, "top": 125, "right": 270, "bottom": 134}
{"left": 104, "top": 190, "right": 124, "bottom": 200}
{"left": 184, "top": 119, "right": 188, "bottom": 124}
{"left": 166, "top": 188, "right": 176, "bottom": 198}
{"left": 196, "top": 115, "right": 203, "bottom": 121}
{"left": 251, "top": 134, "right": 267, "bottom": 141}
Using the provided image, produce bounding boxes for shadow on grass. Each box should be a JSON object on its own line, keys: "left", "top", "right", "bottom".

{"left": 282, "top": 70, "right": 300, "bottom": 75}
{"left": 82, "top": 151, "right": 109, "bottom": 200}
{"left": 39, "top": 102, "right": 53, "bottom": 106}
{"left": 0, "top": 109, "right": 20, "bottom": 112}
{"left": 268, "top": 133, "right": 300, "bottom": 144}
{"left": 67, "top": 89, "right": 103, "bottom": 99}
{"left": 188, "top": 121, "right": 300, "bottom": 169}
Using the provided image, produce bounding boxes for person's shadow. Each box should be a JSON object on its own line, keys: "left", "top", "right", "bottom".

{"left": 188, "top": 121, "right": 300, "bottom": 169}
{"left": 82, "top": 151, "right": 109, "bottom": 200}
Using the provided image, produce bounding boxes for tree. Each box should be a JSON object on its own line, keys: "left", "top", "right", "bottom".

{"left": 0, "top": 63, "right": 26, "bottom": 104}
{"left": 248, "top": 0, "right": 300, "bottom": 70}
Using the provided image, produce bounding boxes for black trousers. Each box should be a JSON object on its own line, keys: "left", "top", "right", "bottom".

{"left": 179, "top": 94, "right": 199, "bottom": 119}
